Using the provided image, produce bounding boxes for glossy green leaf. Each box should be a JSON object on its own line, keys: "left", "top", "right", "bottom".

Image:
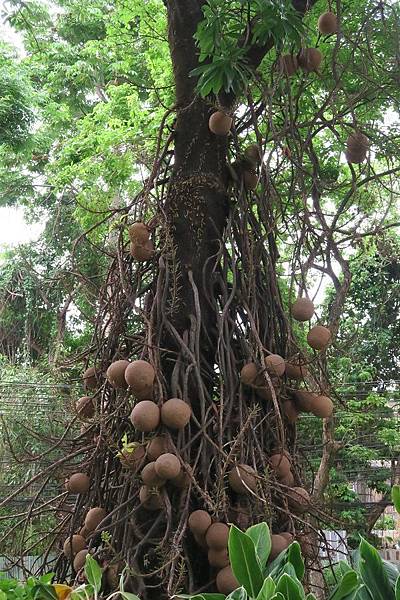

{"left": 359, "top": 538, "right": 395, "bottom": 600}
{"left": 246, "top": 523, "right": 272, "bottom": 567}
{"left": 228, "top": 525, "right": 264, "bottom": 597}
{"left": 396, "top": 575, "right": 400, "bottom": 600}
{"left": 256, "top": 577, "right": 276, "bottom": 600}
{"left": 31, "top": 583, "right": 58, "bottom": 600}
{"left": 329, "top": 570, "right": 360, "bottom": 600}
{"left": 392, "top": 486, "right": 400, "bottom": 514}
{"left": 276, "top": 573, "right": 304, "bottom": 600}
{"left": 120, "top": 593, "right": 141, "bottom": 600}
{"left": 84, "top": 554, "right": 103, "bottom": 594}
{"left": 226, "top": 587, "right": 248, "bottom": 600}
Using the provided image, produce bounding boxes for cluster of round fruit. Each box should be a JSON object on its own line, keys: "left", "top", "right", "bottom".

{"left": 62, "top": 507, "right": 107, "bottom": 571}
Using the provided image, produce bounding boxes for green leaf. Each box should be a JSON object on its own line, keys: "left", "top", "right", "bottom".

{"left": 395, "top": 575, "right": 400, "bottom": 600}
{"left": 392, "top": 486, "right": 400, "bottom": 514}
{"left": 276, "top": 573, "right": 304, "bottom": 600}
{"left": 228, "top": 525, "right": 264, "bottom": 597}
{"left": 256, "top": 577, "right": 276, "bottom": 600}
{"left": 31, "top": 583, "right": 58, "bottom": 600}
{"left": 0, "top": 591, "right": 7, "bottom": 600}
{"left": 246, "top": 523, "right": 271, "bottom": 567}
{"left": 329, "top": 570, "right": 360, "bottom": 600}
{"left": 176, "top": 595, "right": 225, "bottom": 600}
{"left": 120, "top": 593, "right": 141, "bottom": 600}
{"left": 84, "top": 554, "right": 103, "bottom": 594}
{"left": 359, "top": 538, "right": 395, "bottom": 600}
{"left": 226, "top": 588, "right": 247, "bottom": 600}
{"left": 269, "top": 594, "right": 285, "bottom": 600}
{"left": 306, "top": 595, "right": 318, "bottom": 600}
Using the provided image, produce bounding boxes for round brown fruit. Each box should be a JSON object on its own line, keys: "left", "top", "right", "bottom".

{"left": 209, "top": 112, "right": 232, "bottom": 136}
{"left": 243, "top": 170, "right": 258, "bottom": 191}
{"left": 106, "top": 360, "right": 130, "bottom": 389}
{"left": 265, "top": 354, "right": 286, "bottom": 377}
{"left": 269, "top": 534, "right": 289, "bottom": 561}
{"left": 240, "top": 362, "right": 258, "bottom": 386}
{"left": 206, "top": 522, "right": 230, "bottom": 549}
{"left": 208, "top": 548, "right": 230, "bottom": 569}
{"left": 279, "top": 54, "right": 298, "bottom": 76}
{"left": 291, "top": 297, "right": 314, "bottom": 321}
{"left": 154, "top": 453, "right": 181, "bottom": 480}
{"left": 125, "top": 360, "right": 155, "bottom": 394}
{"left": 270, "top": 454, "right": 291, "bottom": 478}
{"left": 292, "top": 390, "right": 315, "bottom": 413}
{"left": 346, "top": 132, "right": 369, "bottom": 164}
{"left": 194, "top": 532, "right": 208, "bottom": 550}
{"left": 228, "top": 464, "right": 257, "bottom": 494}
{"left": 106, "top": 562, "right": 124, "bottom": 589}
{"left": 282, "top": 400, "right": 299, "bottom": 424}
{"left": 161, "top": 398, "right": 191, "bottom": 430}
{"left": 310, "top": 395, "right": 334, "bottom": 418}
{"left": 130, "top": 240, "right": 154, "bottom": 261}
{"left": 85, "top": 507, "right": 107, "bottom": 531}
{"left": 307, "top": 325, "right": 331, "bottom": 350}
{"left": 288, "top": 487, "right": 310, "bottom": 514}
{"left": 66, "top": 473, "right": 90, "bottom": 494}
{"left": 280, "top": 532, "right": 294, "bottom": 544}
{"left": 63, "top": 535, "right": 86, "bottom": 558}
{"left": 75, "top": 396, "right": 95, "bottom": 419}
{"left": 147, "top": 436, "right": 168, "bottom": 460}
{"left": 128, "top": 222, "right": 149, "bottom": 245}
{"left": 244, "top": 144, "right": 261, "bottom": 166}
{"left": 216, "top": 566, "right": 239, "bottom": 594}
{"left": 280, "top": 471, "right": 295, "bottom": 487}
{"left": 285, "top": 362, "right": 308, "bottom": 380}
{"left": 139, "top": 485, "right": 163, "bottom": 511}
{"left": 120, "top": 444, "right": 146, "bottom": 470}
{"left": 298, "top": 48, "right": 323, "bottom": 72}
{"left": 130, "top": 401, "right": 160, "bottom": 432}
{"left": 73, "top": 549, "right": 89, "bottom": 571}
{"left": 318, "top": 11, "right": 338, "bottom": 35}
{"left": 141, "top": 462, "right": 166, "bottom": 487}
{"left": 188, "top": 510, "right": 212, "bottom": 536}
{"left": 171, "top": 464, "right": 192, "bottom": 489}
{"left": 83, "top": 367, "right": 98, "bottom": 390}
{"left": 79, "top": 525, "right": 89, "bottom": 539}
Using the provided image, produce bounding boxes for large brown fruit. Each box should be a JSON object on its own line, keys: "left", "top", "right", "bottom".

{"left": 120, "top": 445, "right": 146, "bottom": 470}
{"left": 298, "top": 48, "right": 323, "bottom": 72}
{"left": 240, "top": 362, "right": 259, "bottom": 386}
{"left": 63, "top": 535, "right": 86, "bottom": 558}
{"left": 310, "top": 395, "right": 334, "bottom": 418}
{"left": 346, "top": 132, "right": 369, "bottom": 163}
{"left": 280, "top": 471, "right": 295, "bottom": 487}
{"left": 147, "top": 436, "right": 168, "bottom": 460}
{"left": 243, "top": 170, "right": 258, "bottom": 191}
{"left": 282, "top": 400, "right": 299, "bottom": 424}
{"left": 73, "top": 549, "right": 89, "bottom": 571}
{"left": 318, "top": 11, "right": 338, "bottom": 34}
{"left": 228, "top": 464, "right": 257, "bottom": 494}
{"left": 244, "top": 144, "right": 262, "bottom": 166}
{"left": 291, "top": 297, "right": 314, "bottom": 321}
{"left": 265, "top": 354, "right": 285, "bottom": 376}
{"left": 206, "top": 523, "right": 230, "bottom": 549}
{"left": 66, "top": 473, "right": 90, "bottom": 494}
{"left": 141, "top": 462, "right": 166, "bottom": 487}
{"left": 208, "top": 548, "right": 230, "bottom": 569}
{"left": 216, "top": 566, "right": 239, "bottom": 594}
{"left": 130, "top": 401, "right": 160, "bottom": 432}
{"left": 188, "top": 510, "right": 212, "bottom": 535}
{"left": 128, "top": 222, "right": 149, "bottom": 245}
{"left": 105, "top": 562, "right": 124, "bottom": 589}
{"left": 292, "top": 390, "right": 315, "bottom": 412}
{"left": 269, "top": 534, "right": 289, "bottom": 560}
{"left": 161, "top": 398, "right": 191, "bottom": 430}
{"left": 209, "top": 112, "right": 232, "bottom": 136}
{"left": 83, "top": 367, "right": 98, "bottom": 390}
{"left": 288, "top": 487, "right": 310, "bottom": 514}
{"left": 278, "top": 54, "right": 298, "bottom": 76}
{"left": 194, "top": 532, "right": 208, "bottom": 550}
{"left": 130, "top": 240, "right": 154, "bottom": 261}
{"left": 75, "top": 396, "right": 95, "bottom": 419}
{"left": 307, "top": 325, "right": 331, "bottom": 350}
{"left": 285, "top": 362, "right": 308, "bottom": 380}
{"left": 139, "top": 486, "right": 163, "bottom": 511}
{"left": 270, "top": 454, "right": 291, "bottom": 478}
{"left": 106, "top": 360, "right": 130, "bottom": 389}
{"left": 280, "top": 532, "right": 294, "bottom": 544}
{"left": 125, "top": 360, "right": 155, "bottom": 395}
{"left": 85, "top": 507, "right": 107, "bottom": 531}
{"left": 154, "top": 453, "right": 181, "bottom": 480}
{"left": 171, "top": 464, "right": 192, "bottom": 489}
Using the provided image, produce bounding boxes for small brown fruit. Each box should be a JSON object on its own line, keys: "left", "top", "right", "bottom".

{"left": 73, "top": 549, "right": 89, "bottom": 571}
{"left": 188, "top": 510, "right": 212, "bottom": 536}
{"left": 279, "top": 54, "right": 298, "bottom": 76}
{"left": 298, "top": 48, "right": 323, "bottom": 72}
{"left": 208, "top": 548, "right": 230, "bottom": 568}
{"left": 147, "top": 436, "right": 168, "bottom": 460}
{"left": 291, "top": 297, "right": 314, "bottom": 321}
{"left": 265, "top": 354, "right": 286, "bottom": 377}
{"left": 240, "top": 362, "right": 259, "bottom": 386}
{"left": 75, "top": 396, "right": 95, "bottom": 419}
{"left": 346, "top": 132, "right": 369, "bottom": 164}
{"left": 209, "top": 112, "right": 232, "bottom": 136}
{"left": 310, "top": 395, "right": 334, "bottom": 418}
{"left": 288, "top": 487, "right": 310, "bottom": 514}
{"left": 79, "top": 526, "right": 89, "bottom": 539}
{"left": 139, "top": 485, "right": 163, "bottom": 511}
{"left": 307, "top": 325, "right": 331, "bottom": 350}
{"left": 280, "top": 532, "right": 294, "bottom": 543}
{"left": 125, "top": 360, "right": 155, "bottom": 395}
{"left": 107, "top": 360, "right": 130, "bottom": 389}
{"left": 318, "top": 12, "right": 338, "bottom": 35}
{"left": 161, "top": 398, "right": 191, "bottom": 430}
{"left": 130, "top": 401, "right": 160, "bottom": 432}
{"left": 141, "top": 462, "right": 166, "bottom": 487}
{"left": 244, "top": 144, "right": 262, "bottom": 165}
{"left": 154, "top": 453, "right": 181, "bottom": 480}
{"left": 292, "top": 390, "right": 315, "bottom": 413}
{"left": 228, "top": 464, "right": 257, "bottom": 494}
{"left": 206, "top": 522, "right": 230, "bottom": 549}
{"left": 83, "top": 367, "right": 98, "bottom": 390}
{"left": 171, "top": 464, "right": 192, "bottom": 489}
{"left": 85, "top": 507, "right": 107, "bottom": 531}
{"left": 216, "top": 566, "right": 239, "bottom": 594}
{"left": 66, "top": 473, "right": 90, "bottom": 494}
{"left": 285, "top": 362, "right": 308, "bottom": 380}
{"left": 282, "top": 400, "right": 299, "bottom": 424}
{"left": 130, "top": 240, "right": 154, "bottom": 261}
{"left": 63, "top": 535, "right": 86, "bottom": 558}
{"left": 243, "top": 170, "right": 258, "bottom": 191}
{"left": 120, "top": 444, "right": 146, "bottom": 470}
{"left": 194, "top": 532, "right": 208, "bottom": 550}
{"left": 269, "top": 534, "right": 289, "bottom": 560}
{"left": 128, "top": 222, "right": 149, "bottom": 245}
{"left": 106, "top": 562, "right": 124, "bottom": 589}
{"left": 270, "top": 454, "right": 291, "bottom": 478}
{"left": 280, "top": 471, "right": 295, "bottom": 487}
